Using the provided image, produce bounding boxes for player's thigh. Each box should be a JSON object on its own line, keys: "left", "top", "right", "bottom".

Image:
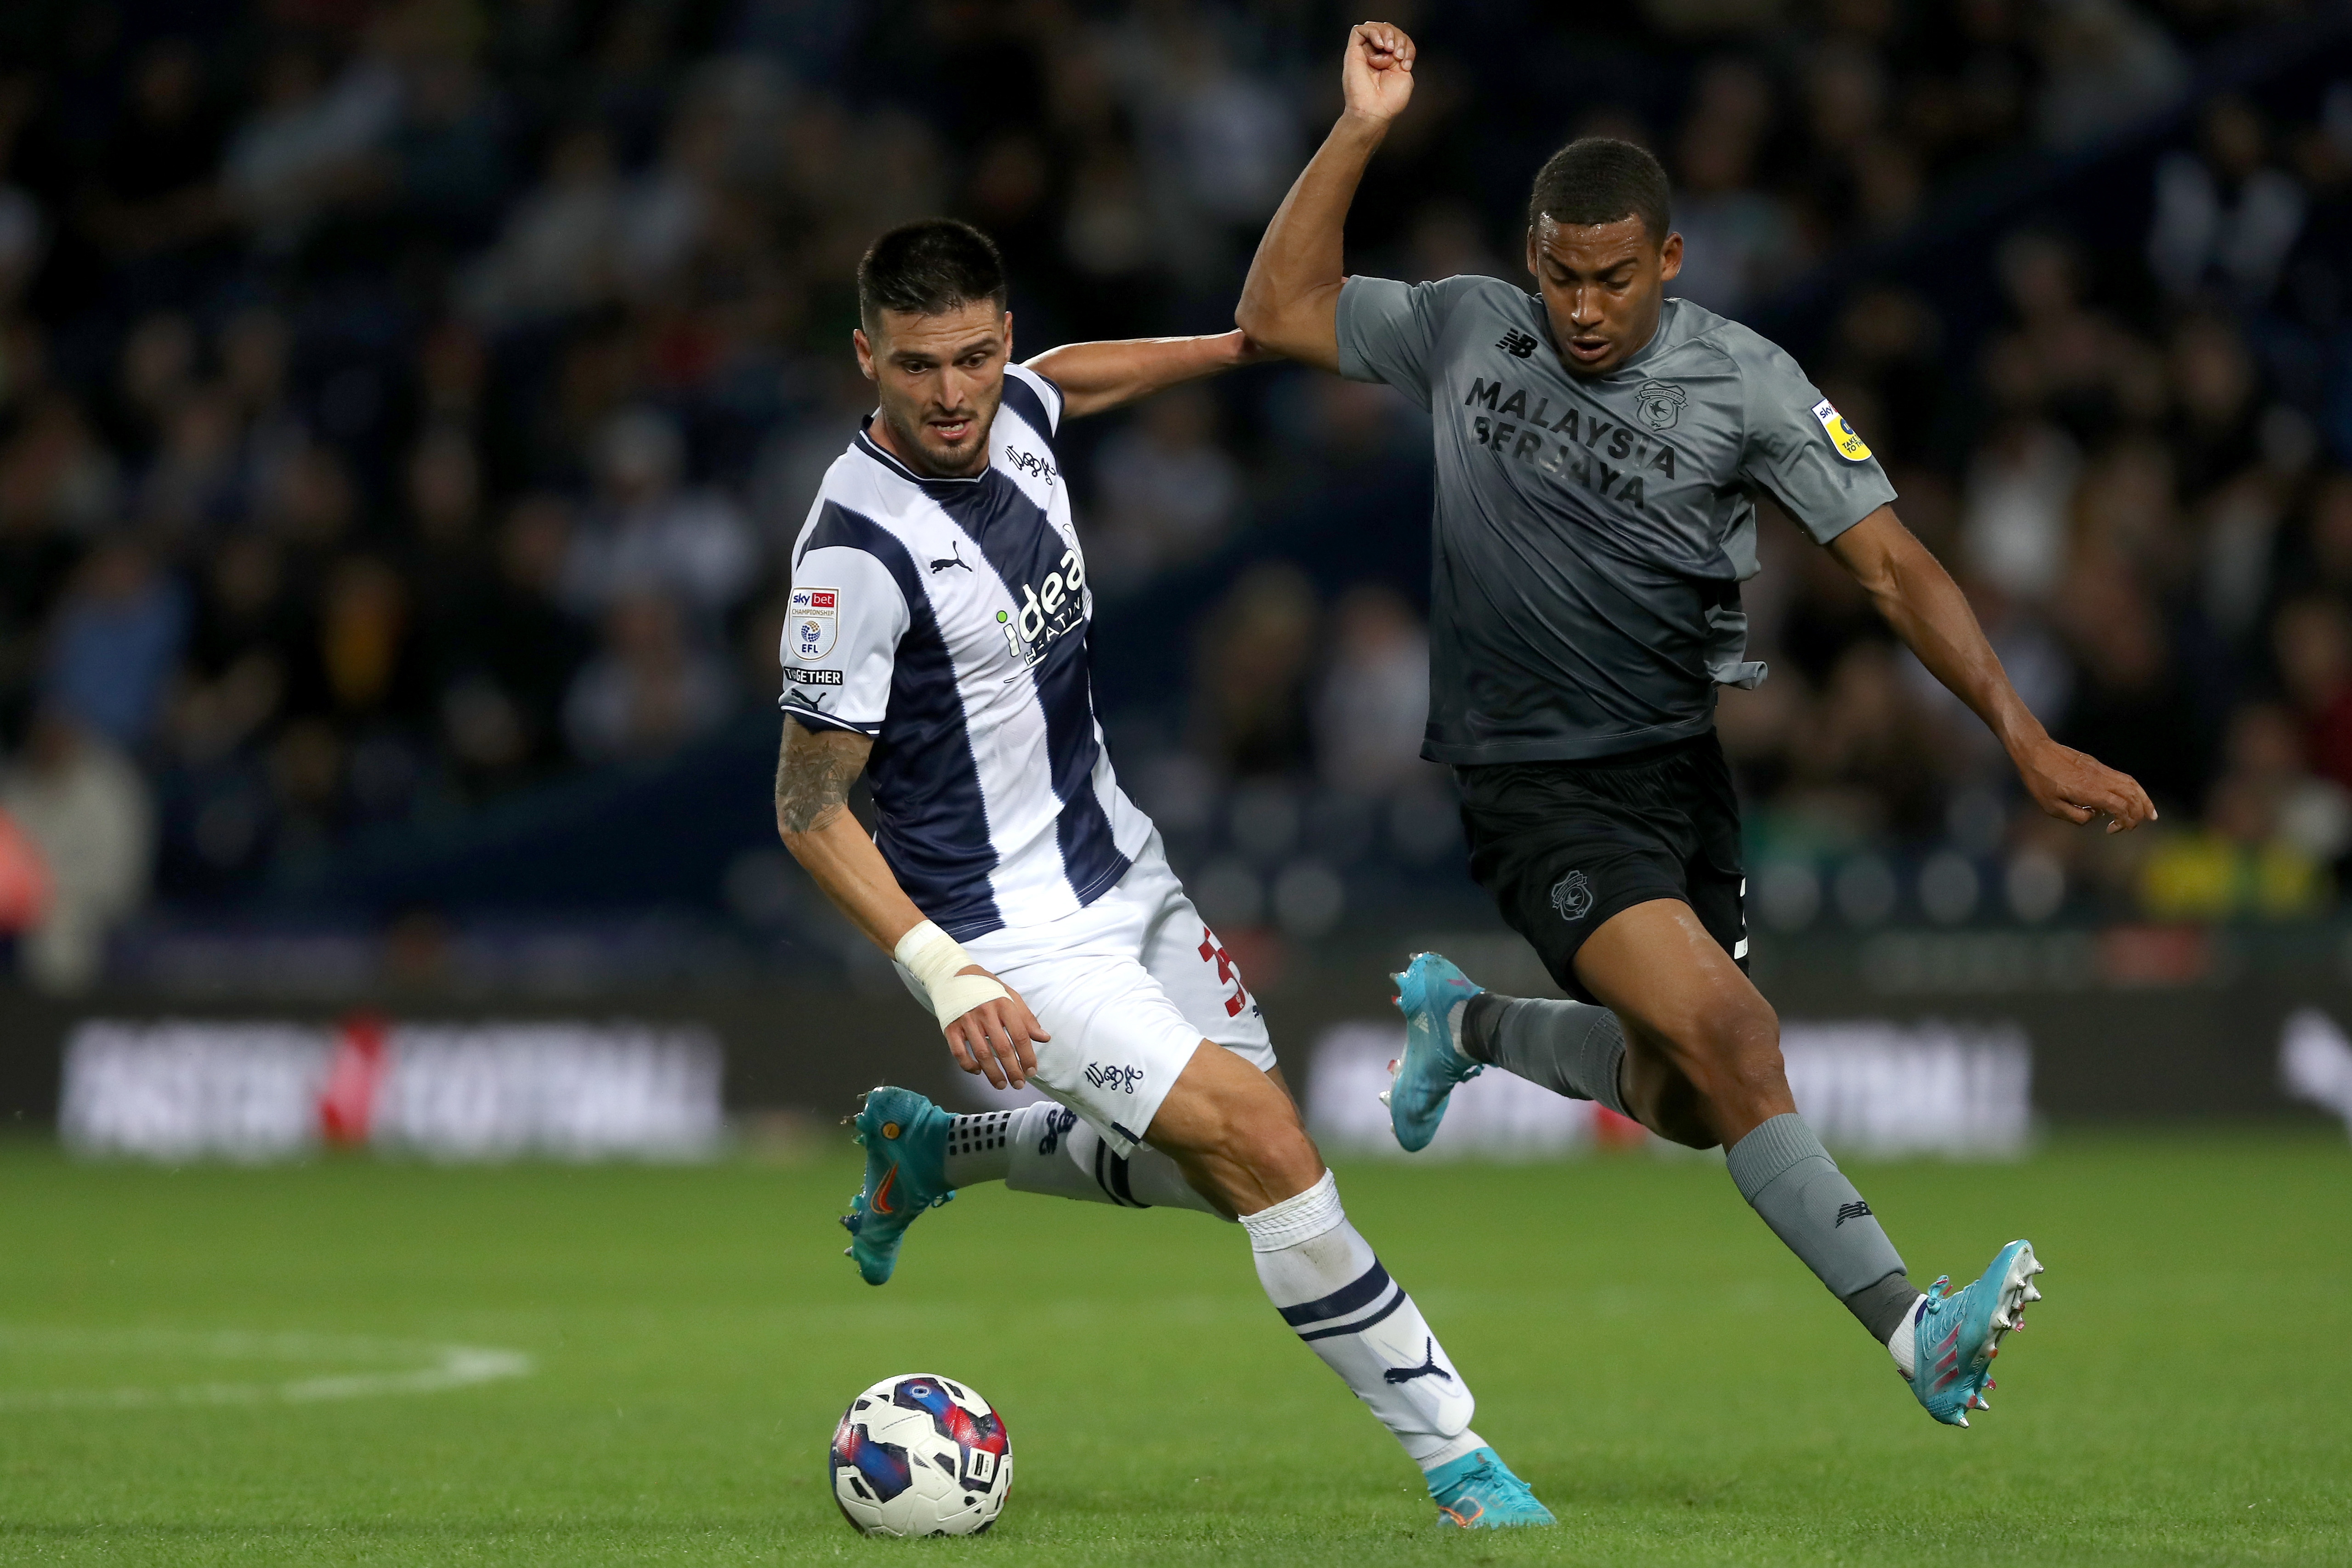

{"left": 1573, "top": 897, "right": 1772, "bottom": 1048}
{"left": 1573, "top": 897, "right": 1790, "bottom": 1128}
{"left": 1145, "top": 1038, "right": 1310, "bottom": 1156}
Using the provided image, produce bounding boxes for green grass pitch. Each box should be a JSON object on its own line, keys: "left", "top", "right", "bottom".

{"left": 1, "top": 1133, "right": 2346, "bottom": 1565}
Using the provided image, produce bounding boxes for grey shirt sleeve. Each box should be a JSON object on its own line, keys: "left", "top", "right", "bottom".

{"left": 1732, "top": 332, "right": 1898, "bottom": 544}
{"left": 1335, "top": 275, "right": 1485, "bottom": 406}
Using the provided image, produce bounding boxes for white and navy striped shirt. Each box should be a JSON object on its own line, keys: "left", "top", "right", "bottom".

{"left": 780, "top": 364, "right": 1151, "bottom": 940}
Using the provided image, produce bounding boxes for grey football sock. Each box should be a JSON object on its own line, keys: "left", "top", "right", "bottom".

{"left": 1726, "top": 1114, "right": 1909, "bottom": 1338}
{"left": 1460, "top": 993, "right": 1629, "bottom": 1115}
{"left": 1842, "top": 1268, "right": 1923, "bottom": 1344}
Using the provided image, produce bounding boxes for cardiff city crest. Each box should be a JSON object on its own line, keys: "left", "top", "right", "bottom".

{"left": 1634, "top": 381, "right": 1685, "bottom": 431}
{"left": 1550, "top": 869, "right": 1595, "bottom": 922}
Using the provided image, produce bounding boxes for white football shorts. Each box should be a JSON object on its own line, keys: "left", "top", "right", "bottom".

{"left": 900, "top": 835, "right": 1274, "bottom": 1157}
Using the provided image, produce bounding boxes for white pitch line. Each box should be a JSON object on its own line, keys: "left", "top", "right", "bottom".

{"left": 0, "top": 1327, "right": 533, "bottom": 1410}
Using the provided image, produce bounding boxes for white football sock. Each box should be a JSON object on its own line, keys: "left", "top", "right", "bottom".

{"left": 949, "top": 1104, "right": 1224, "bottom": 1217}
{"left": 1240, "top": 1170, "right": 1483, "bottom": 1472}
{"left": 943, "top": 1109, "right": 1021, "bottom": 1187}
{"left": 1445, "top": 999, "right": 1473, "bottom": 1059}
{"left": 1886, "top": 1293, "right": 1928, "bottom": 1379}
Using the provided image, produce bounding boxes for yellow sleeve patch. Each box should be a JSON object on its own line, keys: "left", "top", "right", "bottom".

{"left": 1811, "top": 397, "right": 1872, "bottom": 462}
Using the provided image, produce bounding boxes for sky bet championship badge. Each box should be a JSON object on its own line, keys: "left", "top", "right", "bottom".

{"left": 1811, "top": 398, "right": 1872, "bottom": 462}
{"left": 791, "top": 587, "right": 839, "bottom": 660}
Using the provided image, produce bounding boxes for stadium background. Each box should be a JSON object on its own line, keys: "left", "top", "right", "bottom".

{"left": 1, "top": 0, "right": 2351, "bottom": 1139}
{"left": 3, "top": 5, "right": 2351, "bottom": 1563}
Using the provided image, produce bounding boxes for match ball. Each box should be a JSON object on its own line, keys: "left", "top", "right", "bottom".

{"left": 829, "top": 1372, "right": 1011, "bottom": 1537}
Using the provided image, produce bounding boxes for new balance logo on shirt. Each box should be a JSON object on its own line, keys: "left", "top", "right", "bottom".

{"left": 1836, "top": 1200, "right": 1874, "bottom": 1227}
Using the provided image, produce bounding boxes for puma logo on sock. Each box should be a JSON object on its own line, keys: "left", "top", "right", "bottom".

{"left": 1382, "top": 1338, "right": 1455, "bottom": 1385}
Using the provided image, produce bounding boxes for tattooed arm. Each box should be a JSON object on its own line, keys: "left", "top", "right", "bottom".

{"left": 773, "top": 716, "right": 916, "bottom": 946}
{"left": 773, "top": 716, "right": 1048, "bottom": 1086}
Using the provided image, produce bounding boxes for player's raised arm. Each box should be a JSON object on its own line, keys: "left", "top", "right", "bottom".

{"left": 1023, "top": 331, "right": 1268, "bottom": 421}
{"left": 1234, "top": 21, "right": 1417, "bottom": 370}
{"left": 1828, "top": 506, "right": 2157, "bottom": 834}
{"left": 773, "top": 717, "right": 1050, "bottom": 1088}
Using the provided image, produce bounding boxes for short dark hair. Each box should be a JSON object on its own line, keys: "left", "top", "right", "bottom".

{"left": 1526, "top": 137, "right": 1672, "bottom": 243}
{"left": 856, "top": 219, "right": 1008, "bottom": 336}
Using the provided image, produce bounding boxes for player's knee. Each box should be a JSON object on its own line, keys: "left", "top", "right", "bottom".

{"left": 1213, "top": 1075, "right": 1320, "bottom": 1188}
{"left": 1722, "top": 1045, "right": 1791, "bottom": 1121}
{"left": 1646, "top": 1094, "right": 1719, "bottom": 1151}
{"left": 1694, "top": 998, "right": 1786, "bottom": 1113}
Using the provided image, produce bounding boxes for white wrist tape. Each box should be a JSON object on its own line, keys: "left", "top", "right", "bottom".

{"left": 895, "top": 919, "right": 1010, "bottom": 1029}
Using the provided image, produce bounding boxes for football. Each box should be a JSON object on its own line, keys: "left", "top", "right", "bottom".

{"left": 828, "top": 1373, "right": 1012, "bottom": 1537}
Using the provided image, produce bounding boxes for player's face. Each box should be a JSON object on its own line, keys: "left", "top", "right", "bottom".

{"left": 1525, "top": 216, "right": 1684, "bottom": 377}
{"left": 854, "top": 303, "right": 1013, "bottom": 477}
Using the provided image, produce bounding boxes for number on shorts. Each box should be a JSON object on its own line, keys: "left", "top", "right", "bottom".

{"left": 1198, "top": 927, "right": 1249, "bottom": 1018}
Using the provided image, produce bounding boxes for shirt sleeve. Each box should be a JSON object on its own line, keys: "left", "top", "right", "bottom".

{"left": 1334, "top": 275, "right": 1484, "bottom": 406}
{"left": 778, "top": 544, "right": 908, "bottom": 735}
{"left": 1003, "top": 361, "right": 1064, "bottom": 439}
{"left": 1733, "top": 332, "right": 1898, "bottom": 545}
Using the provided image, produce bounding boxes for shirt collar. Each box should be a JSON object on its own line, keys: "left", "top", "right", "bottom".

{"left": 854, "top": 414, "right": 990, "bottom": 489}
{"left": 1613, "top": 301, "right": 1675, "bottom": 375}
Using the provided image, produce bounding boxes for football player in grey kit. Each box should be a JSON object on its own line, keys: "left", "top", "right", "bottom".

{"left": 1239, "top": 22, "right": 2156, "bottom": 1427}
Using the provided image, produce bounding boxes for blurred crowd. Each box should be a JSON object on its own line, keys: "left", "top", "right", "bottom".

{"left": 0, "top": 0, "right": 2346, "bottom": 985}
{"left": 1717, "top": 77, "right": 2352, "bottom": 935}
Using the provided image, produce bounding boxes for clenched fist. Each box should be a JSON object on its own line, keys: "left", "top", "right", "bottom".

{"left": 1342, "top": 22, "right": 1416, "bottom": 125}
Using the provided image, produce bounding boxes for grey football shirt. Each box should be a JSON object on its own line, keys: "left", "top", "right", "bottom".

{"left": 1336, "top": 276, "right": 1896, "bottom": 764}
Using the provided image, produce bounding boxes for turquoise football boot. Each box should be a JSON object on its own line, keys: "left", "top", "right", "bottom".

{"left": 838, "top": 1087, "right": 954, "bottom": 1286}
{"left": 1908, "top": 1240, "right": 2045, "bottom": 1426}
{"left": 1426, "top": 1445, "right": 1556, "bottom": 1529}
{"left": 1384, "top": 952, "right": 1485, "bottom": 1152}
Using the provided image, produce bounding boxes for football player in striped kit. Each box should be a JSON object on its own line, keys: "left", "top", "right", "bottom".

{"left": 774, "top": 218, "right": 1552, "bottom": 1529}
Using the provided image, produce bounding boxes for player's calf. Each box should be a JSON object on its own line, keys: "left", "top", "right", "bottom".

{"left": 1432, "top": 965, "right": 1773, "bottom": 1152}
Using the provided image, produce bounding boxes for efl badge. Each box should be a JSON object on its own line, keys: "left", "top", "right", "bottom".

{"left": 790, "top": 587, "right": 839, "bottom": 661}
{"left": 1812, "top": 398, "right": 1872, "bottom": 462}
{"left": 1635, "top": 381, "right": 1685, "bottom": 430}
